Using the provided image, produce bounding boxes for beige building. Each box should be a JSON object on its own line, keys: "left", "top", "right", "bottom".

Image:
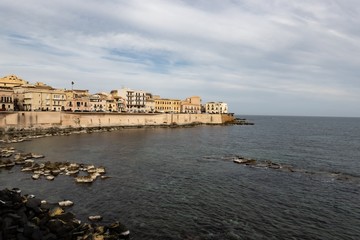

{"left": 0, "top": 87, "right": 14, "bottom": 111}
{"left": 145, "top": 93, "right": 155, "bottom": 113}
{"left": 181, "top": 96, "right": 202, "bottom": 114}
{"left": 0, "top": 75, "right": 28, "bottom": 88}
{"left": 95, "top": 92, "right": 118, "bottom": 112}
{"left": 89, "top": 94, "right": 107, "bottom": 112}
{"left": 65, "top": 90, "right": 90, "bottom": 112}
{"left": 205, "top": 102, "right": 228, "bottom": 114}
{"left": 154, "top": 96, "right": 181, "bottom": 113}
{"left": 13, "top": 82, "right": 66, "bottom": 111}
{"left": 110, "top": 90, "right": 126, "bottom": 112}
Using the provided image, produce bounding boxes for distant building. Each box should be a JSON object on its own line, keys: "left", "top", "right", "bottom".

{"left": 145, "top": 93, "right": 155, "bottom": 113}
{"left": 0, "top": 87, "right": 14, "bottom": 111}
{"left": 111, "top": 88, "right": 146, "bottom": 113}
{"left": 154, "top": 96, "right": 181, "bottom": 113}
{"left": 0, "top": 75, "right": 28, "bottom": 88}
{"left": 13, "top": 82, "right": 66, "bottom": 111}
{"left": 65, "top": 90, "right": 90, "bottom": 112}
{"left": 89, "top": 94, "right": 106, "bottom": 112}
{"left": 96, "top": 92, "right": 117, "bottom": 112}
{"left": 205, "top": 102, "right": 228, "bottom": 114}
{"left": 181, "top": 96, "right": 201, "bottom": 114}
{"left": 110, "top": 90, "right": 126, "bottom": 112}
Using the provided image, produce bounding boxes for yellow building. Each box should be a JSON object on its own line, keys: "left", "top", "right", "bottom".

{"left": 14, "top": 82, "right": 66, "bottom": 111}
{"left": 154, "top": 96, "right": 181, "bottom": 113}
{"left": 0, "top": 75, "right": 28, "bottom": 88}
{"left": 181, "top": 96, "right": 202, "bottom": 113}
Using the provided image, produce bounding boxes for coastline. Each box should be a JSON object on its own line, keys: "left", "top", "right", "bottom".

{"left": 0, "top": 111, "right": 239, "bottom": 137}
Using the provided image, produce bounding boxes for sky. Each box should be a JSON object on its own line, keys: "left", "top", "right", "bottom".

{"left": 1, "top": 0, "right": 360, "bottom": 117}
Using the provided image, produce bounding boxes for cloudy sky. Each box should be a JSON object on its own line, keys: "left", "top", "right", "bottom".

{"left": 1, "top": 0, "right": 359, "bottom": 117}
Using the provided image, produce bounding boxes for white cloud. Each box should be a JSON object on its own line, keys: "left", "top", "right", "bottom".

{"left": 0, "top": 0, "right": 359, "bottom": 116}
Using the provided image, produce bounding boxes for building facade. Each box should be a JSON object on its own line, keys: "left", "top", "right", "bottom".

{"left": 111, "top": 88, "right": 146, "bottom": 113}
{"left": 13, "top": 83, "right": 66, "bottom": 111}
{"left": 145, "top": 93, "right": 155, "bottom": 113}
{"left": 181, "top": 96, "right": 202, "bottom": 114}
{"left": 154, "top": 96, "right": 181, "bottom": 113}
{"left": 0, "top": 87, "right": 14, "bottom": 111}
{"left": 65, "top": 90, "right": 90, "bottom": 112}
{"left": 205, "top": 102, "right": 228, "bottom": 114}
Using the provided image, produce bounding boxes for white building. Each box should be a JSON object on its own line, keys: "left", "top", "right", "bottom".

{"left": 111, "top": 88, "right": 146, "bottom": 113}
{"left": 205, "top": 102, "right": 228, "bottom": 114}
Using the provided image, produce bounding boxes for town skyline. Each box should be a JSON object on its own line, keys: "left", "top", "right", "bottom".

{"left": 0, "top": 73, "right": 224, "bottom": 103}
{"left": 0, "top": 74, "right": 228, "bottom": 114}
{"left": 1, "top": 1, "right": 360, "bottom": 117}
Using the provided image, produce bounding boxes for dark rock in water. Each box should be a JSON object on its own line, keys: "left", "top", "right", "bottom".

{"left": 233, "top": 157, "right": 257, "bottom": 165}
{"left": 108, "top": 221, "right": 131, "bottom": 239}
{"left": 0, "top": 188, "right": 130, "bottom": 239}
{"left": 25, "top": 198, "right": 42, "bottom": 212}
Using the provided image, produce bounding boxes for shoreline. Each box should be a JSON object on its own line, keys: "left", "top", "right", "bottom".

{"left": 0, "top": 112, "right": 253, "bottom": 140}
{"left": 0, "top": 112, "right": 239, "bottom": 137}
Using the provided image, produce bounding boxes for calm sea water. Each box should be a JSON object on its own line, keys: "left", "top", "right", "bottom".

{"left": 1, "top": 116, "right": 360, "bottom": 239}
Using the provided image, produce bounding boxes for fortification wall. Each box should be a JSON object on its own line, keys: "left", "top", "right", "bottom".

{"left": 0, "top": 112, "right": 233, "bottom": 131}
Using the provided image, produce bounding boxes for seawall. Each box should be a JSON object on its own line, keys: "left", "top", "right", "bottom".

{"left": 0, "top": 112, "right": 235, "bottom": 134}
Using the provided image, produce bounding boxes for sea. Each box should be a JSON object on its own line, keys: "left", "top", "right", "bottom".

{"left": 1, "top": 115, "right": 359, "bottom": 240}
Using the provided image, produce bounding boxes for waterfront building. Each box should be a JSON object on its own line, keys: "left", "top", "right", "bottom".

{"left": 110, "top": 90, "right": 126, "bottom": 112}
{"left": 181, "top": 96, "right": 202, "bottom": 114}
{"left": 0, "top": 87, "right": 14, "bottom": 111}
{"left": 0, "top": 75, "right": 28, "bottom": 88}
{"left": 96, "top": 92, "right": 118, "bottom": 112}
{"left": 145, "top": 93, "right": 155, "bottom": 113}
{"left": 13, "top": 82, "right": 66, "bottom": 111}
{"left": 89, "top": 94, "right": 106, "bottom": 112}
{"left": 205, "top": 102, "right": 228, "bottom": 114}
{"left": 154, "top": 96, "right": 181, "bottom": 113}
{"left": 111, "top": 88, "right": 146, "bottom": 113}
{"left": 65, "top": 90, "right": 90, "bottom": 112}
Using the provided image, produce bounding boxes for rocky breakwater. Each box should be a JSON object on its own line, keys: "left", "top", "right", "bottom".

{"left": 0, "top": 147, "right": 109, "bottom": 183}
{"left": 225, "top": 118, "right": 254, "bottom": 125}
{"left": 232, "top": 155, "right": 360, "bottom": 184}
{"left": 0, "top": 188, "right": 130, "bottom": 239}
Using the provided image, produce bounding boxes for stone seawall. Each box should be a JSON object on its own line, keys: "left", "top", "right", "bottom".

{"left": 0, "top": 112, "right": 234, "bottom": 133}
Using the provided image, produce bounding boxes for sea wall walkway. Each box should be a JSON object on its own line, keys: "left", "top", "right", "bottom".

{"left": 0, "top": 112, "right": 234, "bottom": 133}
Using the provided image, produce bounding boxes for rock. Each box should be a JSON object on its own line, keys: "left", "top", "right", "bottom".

{"left": 32, "top": 174, "right": 40, "bottom": 180}
{"left": 233, "top": 157, "right": 257, "bottom": 165}
{"left": 31, "top": 153, "right": 45, "bottom": 159}
{"left": 1, "top": 188, "right": 129, "bottom": 239}
{"left": 46, "top": 175, "right": 55, "bottom": 181}
{"left": 75, "top": 175, "right": 95, "bottom": 183}
{"left": 49, "top": 207, "right": 64, "bottom": 217}
{"left": 108, "top": 221, "right": 130, "bottom": 239}
{"left": 88, "top": 215, "right": 103, "bottom": 221}
{"left": 58, "top": 200, "right": 74, "bottom": 207}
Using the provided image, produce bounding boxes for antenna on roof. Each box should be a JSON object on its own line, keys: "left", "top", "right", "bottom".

{"left": 71, "top": 81, "right": 74, "bottom": 90}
